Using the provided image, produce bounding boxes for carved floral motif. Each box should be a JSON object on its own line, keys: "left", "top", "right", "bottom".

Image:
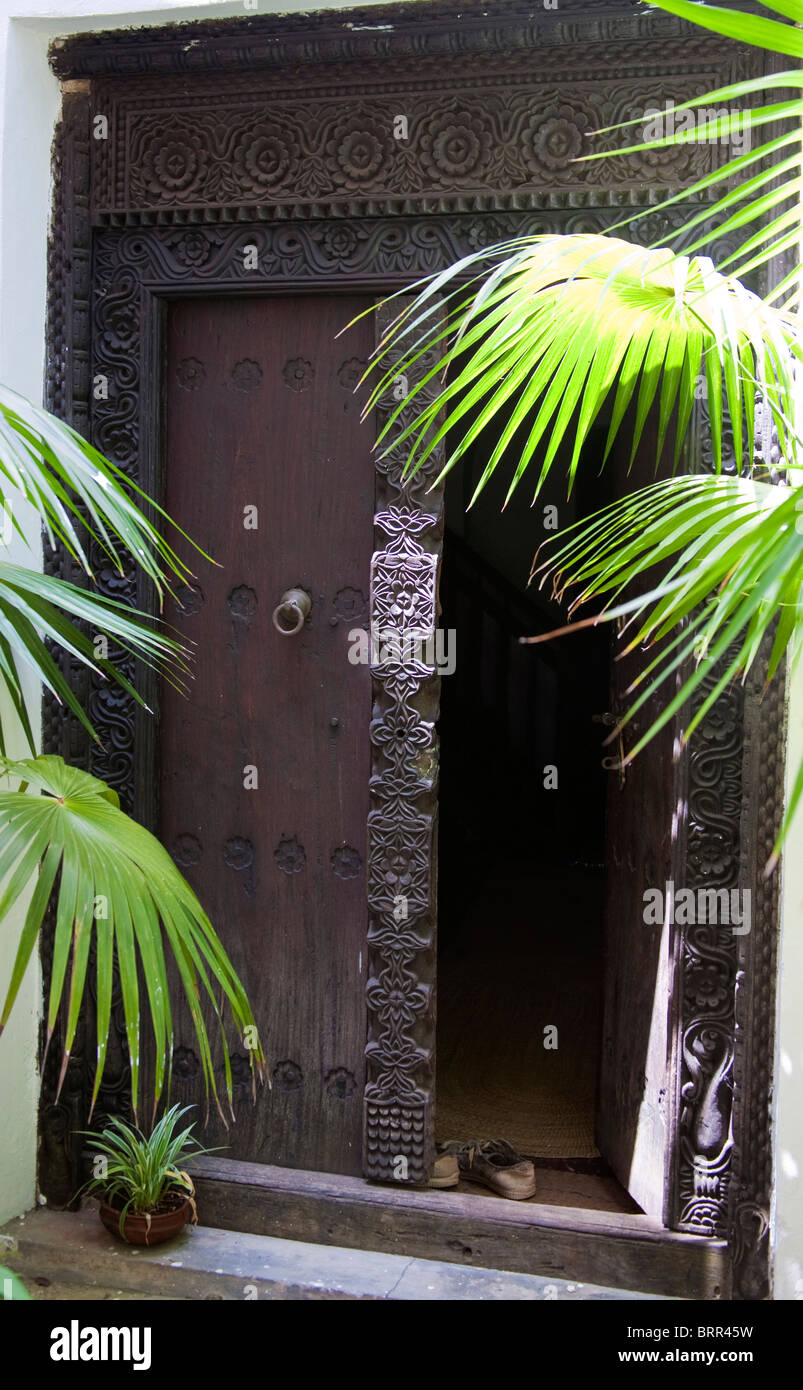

{"left": 231, "top": 121, "right": 300, "bottom": 195}
{"left": 274, "top": 836, "right": 306, "bottom": 874}
{"left": 331, "top": 845, "right": 362, "bottom": 879}
{"left": 325, "top": 1067, "right": 357, "bottom": 1100}
{"left": 176, "top": 356, "right": 205, "bottom": 390}
{"left": 89, "top": 41, "right": 733, "bottom": 223}
{"left": 230, "top": 358, "right": 262, "bottom": 392}
{"left": 140, "top": 128, "right": 209, "bottom": 197}
{"left": 419, "top": 104, "right": 494, "bottom": 182}
{"left": 171, "top": 833, "right": 202, "bottom": 867}
{"left": 336, "top": 357, "right": 366, "bottom": 391}
{"left": 282, "top": 356, "right": 314, "bottom": 392}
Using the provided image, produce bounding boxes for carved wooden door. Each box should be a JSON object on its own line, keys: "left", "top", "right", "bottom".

{"left": 595, "top": 429, "right": 677, "bottom": 1220}
{"left": 159, "top": 294, "right": 375, "bottom": 1174}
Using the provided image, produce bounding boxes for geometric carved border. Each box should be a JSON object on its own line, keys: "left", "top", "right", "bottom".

{"left": 672, "top": 648, "right": 743, "bottom": 1239}
{"left": 731, "top": 649, "right": 786, "bottom": 1299}
{"left": 46, "top": 0, "right": 720, "bottom": 82}
{"left": 671, "top": 397, "right": 788, "bottom": 1299}
{"left": 363, "top": 299, "right": 445, "bottom": 1183}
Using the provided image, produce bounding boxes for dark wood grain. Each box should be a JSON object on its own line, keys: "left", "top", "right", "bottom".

{"left": 192, "top": 1156, "right": 729, "bottom": 1299}
{"left": 595, "top": 415, "right": 678, "bottom": 1220}
{"left": 159, "top": 295, "right": 375, "bottom": 1174}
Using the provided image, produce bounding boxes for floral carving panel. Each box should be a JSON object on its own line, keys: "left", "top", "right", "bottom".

{"left": 363, "top": 300, "right": 445, "bottom": 1184}
{"left": 93, "top": 74, "right": 720, "bottom": 221}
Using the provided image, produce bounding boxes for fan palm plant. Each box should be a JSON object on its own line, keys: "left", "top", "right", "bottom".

{"left": 0, "top": 382, "right": 265, "bottom": 1122}
{"left": 358, "top": 0, "right": 803, "bottom": 863}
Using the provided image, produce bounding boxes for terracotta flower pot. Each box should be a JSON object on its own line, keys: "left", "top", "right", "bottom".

{"left": 98, "top": 1189, "right": 194, "bottom": 1246}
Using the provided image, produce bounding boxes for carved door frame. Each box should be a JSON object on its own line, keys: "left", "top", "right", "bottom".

{"left": 40, "top": 1, "right": 785, "bottom": 1298}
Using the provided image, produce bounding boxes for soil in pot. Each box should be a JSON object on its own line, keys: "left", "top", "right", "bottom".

{"left": 98, "top": 1187, "right": 195, "bottom": 1246}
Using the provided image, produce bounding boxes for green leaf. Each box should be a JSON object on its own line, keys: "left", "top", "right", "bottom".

{"left": 0, "top": 383, "right": 212, "bottom": 598}
{"left": 530, "top": 474, "right": 803, "bottom": 866}
{"left": 0, "top": 756, "right": 266, "bottom": 1117}
{"left": 646, "top": 1, "right": 803, "bottom": 59}
{"left": 363, "top": 235, "right": 798, "bottom": 499}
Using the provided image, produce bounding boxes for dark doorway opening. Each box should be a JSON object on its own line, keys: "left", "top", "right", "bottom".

{"left": 436, "top": 426, "right": 639, "bottom": 1212}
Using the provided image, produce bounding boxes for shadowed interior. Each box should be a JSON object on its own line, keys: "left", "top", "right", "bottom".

{"left": 436, "top": 420, "right": 614, "bottom": 1169}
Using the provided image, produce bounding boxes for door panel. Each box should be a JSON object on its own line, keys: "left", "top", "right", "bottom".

{"left": 159, "top": 295, "right": 375, "bottom": 1174}
{"left": 595, "top": 420, "right": 676, "bottom": 1218}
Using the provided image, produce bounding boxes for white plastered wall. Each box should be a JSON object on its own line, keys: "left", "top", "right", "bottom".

{"left": 0, "top": 0, "right": 800, "bottom": 1303}
{"left": 774, "top": 656, "right": 803, "bottom": 1300}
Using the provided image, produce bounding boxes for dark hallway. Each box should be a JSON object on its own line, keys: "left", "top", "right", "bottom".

{"left": 436, "top": 429, "right": 612, "bottom": 1164}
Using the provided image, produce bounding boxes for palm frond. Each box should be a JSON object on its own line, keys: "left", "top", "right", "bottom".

{"left": 528, "top": 473, "right": 803, "bottom": 863}
{"left": 0, "top": 561, "right": 193, "bottom": 757}
{"left": 648, "top": 0, "right": 803, "bottom": 59}
{"left": 587, "top": 2, "right": 803, "bottom": 280}
{"left": 0, "top": 755, "right": 266, "bottom": 1121}
{"left": 362, "top": 235, "right": 799, "bottom": 501}
{"left": 355, "top": 0, "right": 803, "bottom": 871}
{"left": 0, "top": 1266, "right": 31, "bottom": 1300}
{"left": 0, "top": 384, "right": 214, "bottom": 598}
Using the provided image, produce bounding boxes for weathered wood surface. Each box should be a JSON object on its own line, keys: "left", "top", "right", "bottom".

{"left": 159, "top": 294, "right": 375, "bottom": 1174}
{"left": 192, "top": 1156, "right": 729, "bottom": 1299}
{"left": 596, "top": 416, "right": 677, "bottom": 1220}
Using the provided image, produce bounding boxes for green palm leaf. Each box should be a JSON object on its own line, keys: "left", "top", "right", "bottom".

{"left": 363, "top": 234, "right": 799, "bottom": 498}
{"left": 527, "top": 473, "right": 803, "bottom": 865}
{"left": 0, "top": 393, "right": 261, "bottom": 1124}
{"left": 0, "top": 755, "right": 265, "bottom": 1121}
{"left": 0, "top": 1265, "right": 31, "bottom": 1300}
{"left": 0, "top": 560, "right": 192, "bottom": 757}
{"left": 648, "top": 1, "right": 803, "bottom": 58}
{"left": 589, "top": 2, "right": 803, "bottom": 284}
{"left": 0, "top": 382, "right": 209, "bottom": 596}
{"left": 355, "top": 0, "right": 803, "bottom": 870}
{"left": 0, "top": 385, "right": 213, "bottom": 755}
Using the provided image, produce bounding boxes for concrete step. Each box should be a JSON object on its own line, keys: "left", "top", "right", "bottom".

{"left": 1, "top": 1207, "right": 665, "bottom": 1301}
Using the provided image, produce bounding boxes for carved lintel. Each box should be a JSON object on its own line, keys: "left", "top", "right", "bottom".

{"left": 48, "top": 1, "right": 741, "bottom": 84}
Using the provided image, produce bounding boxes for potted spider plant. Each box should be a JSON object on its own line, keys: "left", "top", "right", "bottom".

{"left": 79, "top": 1104, "right": 220, "bottom": 1247}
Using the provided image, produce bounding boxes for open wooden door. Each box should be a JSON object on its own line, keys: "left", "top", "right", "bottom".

{"left": 595, "top": 426, "right": 678, "bottom": 1220}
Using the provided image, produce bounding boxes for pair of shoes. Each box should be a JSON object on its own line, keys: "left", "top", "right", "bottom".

{"left": 440, "top": 1139, "right": 537, "bottom": 1200}
{"left": 426, "top": 1148, "right": 460, "bottom": 1188}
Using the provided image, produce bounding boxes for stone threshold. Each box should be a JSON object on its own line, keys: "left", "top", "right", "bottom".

{"left": 1, "top": 1208, "right": 669, "bottom": 1301}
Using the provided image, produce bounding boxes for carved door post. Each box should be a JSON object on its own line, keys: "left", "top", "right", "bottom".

{"left": 363, "top": 300, "right": 445, "bottom": 1183}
